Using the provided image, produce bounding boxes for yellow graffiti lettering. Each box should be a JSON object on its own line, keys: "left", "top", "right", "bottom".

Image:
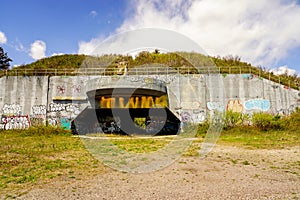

{"left": 155, "top": 95, "right": 168, "bottom": 108}
{"left": 99, "top": 95, "right": 168, "bottom": 109}
{"left": 119, "top": 97, "right": 125, "bottom": 108}
{"left": 127, "top": 97, "right": 139, "bottom": 108}
{"left": 110, "top": 98, "right": 116, "bottom": 108}
{"left": 141, "top": 96, "right": 147, "bottom": 108}
{"left": 227, "top": 99, "right": 243, "bottom": 113}
{"left": 147, "top": 97, "right": 154, "bottom": 108}
{"left": 100, "top": 97, "right": 106, "bottom": 108}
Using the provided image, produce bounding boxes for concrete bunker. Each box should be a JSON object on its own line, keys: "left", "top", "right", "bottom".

{"left": 72, "top": 83, "right": 180, "bottom": 135}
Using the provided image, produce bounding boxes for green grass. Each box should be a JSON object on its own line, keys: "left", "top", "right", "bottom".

{"left": 110, "top": 137, "right": 172, "bottom": 153}
{"left": 0, "top": 125, "right": 299, "bottom": 197}
{"left": 218, "top": 126, "right": 300, "bottom": 149}
{"left": 0, "top": 127, "right": 104, "bottom": 198}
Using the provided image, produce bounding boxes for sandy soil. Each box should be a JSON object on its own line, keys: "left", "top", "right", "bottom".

{"left": 15, "top": 145, "right": 300, "bottom": 200}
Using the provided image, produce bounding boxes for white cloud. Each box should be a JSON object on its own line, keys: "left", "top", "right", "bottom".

{"left": 80, "top": 0, "right": 300, "bottom": 71}
{"left": 0, "top": 31, "right": 7, "bottom": 44}
{"left": 29, "top": 40, "right": 46, "bottom": 60}
{"left": 14, "top": 41, "right": 25, "bottom": 52}
{"left": 51, "top": 53, "right": 63, "bottom": 57}
{"left": 270, "top": 65, "right": 297, "bottom": 76}
{"left": 89, "top": 10, "right": 98, "bottom": 18}
{"left": 78, "top": 36, "right": 106, "bottom": 55}
{"left": 77, "top": 1, "right": 300, "bottom": 75}
{"left": 78, "top": 29, "right": 207, "bottom": 58}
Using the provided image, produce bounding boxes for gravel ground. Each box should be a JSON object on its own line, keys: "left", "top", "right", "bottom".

{"left": 15, "top": 145, "right": 300, "bottom": 200}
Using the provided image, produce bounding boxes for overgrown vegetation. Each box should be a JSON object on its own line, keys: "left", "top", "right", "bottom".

{"left": 1, "top": 51, "right": 299, "bottom": 89}
{"left": 196, "top": 108, "right": 300, "bottom": 149}
{"left": 202, "top": 108, "right": 300, "bottom": 132}
{"left": 15, "top": 54, "right": 86, "bottom": 70}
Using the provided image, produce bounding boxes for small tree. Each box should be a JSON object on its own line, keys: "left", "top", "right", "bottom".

{"left": 0, "top": 46, "right": 12, "bottom": 70}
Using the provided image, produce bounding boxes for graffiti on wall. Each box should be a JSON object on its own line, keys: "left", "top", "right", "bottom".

{"left": 180, "top": 101, "right": 201, "bottom": 110}
{"left": 273, "top": 104, "right": 299, "bottom": 116}
{"left": 49, "top": 103, "right": 65, "bottom": 112}
{"left": 207, "top": 102, "right": 224, "bottom": 111}
{"left": 284, "top": 85, "right": 290, "bottom": 90}
{"left": 181, "top": 112, "right": 191, "bottom": 123}
{"left": 30, "top": 118, "right": 44, "bottom": 126}
{"left": 124, "top": 75, "right": 177, "bottom": 84}
{"left": 73, "top": 85, "right": 82, "bottom": 93}
{"left": 192, "top": 110, "right": 206, "bottom": 123}
{"left": 2, "top": 104, "right": 22, "bottom": 115}
{"left": 47, "top": 103, "right": 83, "bottom": 130}
{"left": 57, "top": 86, "right": 66, "bottom": 94}
{"left": 242, "top": 74, "right": 254, "bottom": 80}
{"left": 179, "top": 110, "right": 206, "bottom": 124}
{"left": 30, "top": 105, "right": 47, "bottom": 126}
{"left": 152, "top": 75, "right": 177, "bottom": 84}
{"left": 244, "top": 99, "right": 270, "bottom": 112}
{"left": 60, "top": 118, "right": 71, "bottom": 130}
{"left": 47, "top": 116, "right": 71, "bottom": 129}
{"left": 48, "top": 117, "right": 58, "bottom": 126}
{"left": 0, "top": 115, "right": 30, "bottom": 130}
{"left": 32, "top": 105, "right": 47, "bottom": 116}
{"left": 97, "top": 75, "right": 177, "bottom": 86}
{"left": 227, "top": 99, "right": 243, "bottom": 113}
{"left": 49, "top": 103, "right": 80, "bottom": 114}
{"left": 99, "top": 96, "right": 168, "bottom": 109}
{"left": 145, "top": 117, "right": 165, "bottom": 134}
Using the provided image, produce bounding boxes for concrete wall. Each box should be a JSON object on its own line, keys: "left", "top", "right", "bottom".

{"left": 0, "top": 74, "right": 299, "bottom": 130}
{"left": 0, "top": 76, "right": 48, "bottom": 129}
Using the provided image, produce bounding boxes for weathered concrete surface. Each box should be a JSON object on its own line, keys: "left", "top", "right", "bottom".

{"left": 0, "top": 74, "right": 299, "bottom": 130}
{"left": 0, "top": 76, "right": 48, "bottom": 115}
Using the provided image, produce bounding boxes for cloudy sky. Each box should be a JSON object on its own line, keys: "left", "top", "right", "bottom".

{"left": 1, "top": 0, "right": 300, "bottom": 75}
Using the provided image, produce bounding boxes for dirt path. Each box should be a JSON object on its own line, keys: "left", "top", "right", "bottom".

{"left": 16, "top": 145, "right": 300, "bottom": 200}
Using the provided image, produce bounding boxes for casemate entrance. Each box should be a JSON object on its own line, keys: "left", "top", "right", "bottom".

{"left": 73, "top": 86, "right": 180, "bottom": 135}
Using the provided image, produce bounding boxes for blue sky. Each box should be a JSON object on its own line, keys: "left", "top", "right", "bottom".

{"left": 1, "top": 0, "right": 126, "bottom": 64}
{"left": 1, "top": 0, "right": 300, "bottom": 76}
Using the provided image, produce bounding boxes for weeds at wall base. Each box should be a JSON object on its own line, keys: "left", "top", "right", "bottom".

{"left": 0, "top": 125, "right": 72, "bottom": 136}
{"left": 197, "top": 108, "right": 300, "bottom": 134}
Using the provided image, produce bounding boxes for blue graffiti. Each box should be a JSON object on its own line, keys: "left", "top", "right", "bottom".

{"left": 244, "top": 99, "right": 270, "bottom": 111}
{"left": 60, "top": 118, "right": 71, "bottom": 130}
{"left": 207, "top": 102, "right": 224, "bottom": 111}
{"left": 242, "top": 74, "right": 252, "bottom": 79}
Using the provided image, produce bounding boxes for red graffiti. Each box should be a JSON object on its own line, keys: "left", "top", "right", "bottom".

{"left": 57, "top": 86, "right": 65, "bottom": 94}
{"left": 0, "top": 115, "right": 30, "bottom": 130}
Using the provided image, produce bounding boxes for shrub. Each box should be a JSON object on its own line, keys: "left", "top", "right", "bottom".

{"left": 223, "top": 111, "right": 250, "bottom": 130}
{"left": 224, "top": 111, "right": 242, "bottom": 129}
{"left": 252, "top": 112, "right": 285, "bottom": 131}
{"left": 196, "top": 120, "right": 210, "bottom": 137}
{"left": 252, "top": 112, "right": 273, "bottom": 131}
{"left": 283, "top": 107, "right": 300, "bottom": 131}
